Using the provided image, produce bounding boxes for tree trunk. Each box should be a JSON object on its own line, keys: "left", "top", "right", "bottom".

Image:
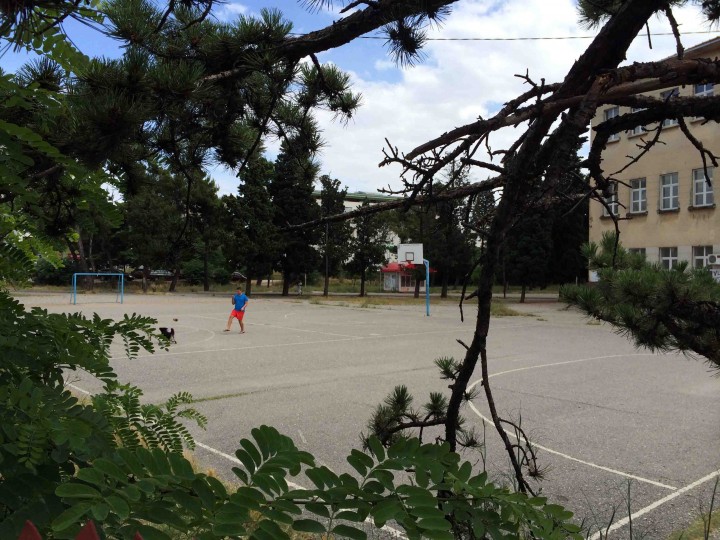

{"left": 441, "top": 273, "right": 448, "bottom": 298}
{"left": 245, "top": 275, "right": 252, "bottom": 296}
{"left": 323, "top": 270, "right": 330, "bottom": 297}
{"left": 203, "top": 242, "right": 210, "bottom": 292}
{"left": 359, "top": 267, "right": 366, "bottom": 297}
{"left": 142, "top": 266, "right": 150, "bottom": 293}
{"left": 256, "top": 276, "right": 263, "bottom": 286}
{"left": 414, "top": 277, "right": 420, "bottom": 299}
{"left": 282, "top": 273, "right": 290, "bottom": 296}
{"left": 74, "top": 234, "right": 89, "bottom": 274}
{"left": 520, "top": 283, "right": 526, "bottom": 303}
{"left": 88, "top": 234, "right": 97, "bottom": 273}
{"left": 169, "top": 268, "right": 179, "bottom": 292}
{"left": 71, "top": 233, "right": 92, "bottom": 290}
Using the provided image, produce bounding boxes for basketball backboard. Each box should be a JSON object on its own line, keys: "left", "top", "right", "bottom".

{"left": 398, "top": 243, "right": 423, "bottom": 263}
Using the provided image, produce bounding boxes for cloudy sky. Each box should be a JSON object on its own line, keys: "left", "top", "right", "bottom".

{"left": 210, "top": 0, "right": 719, "bottom": 194}
{"left": 5, "top": 0, "right": 718, "bottom": 195}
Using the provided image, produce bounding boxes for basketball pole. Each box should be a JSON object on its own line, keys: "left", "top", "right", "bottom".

{"left": 424, "top": 259, "right": 430, "bottom": 317}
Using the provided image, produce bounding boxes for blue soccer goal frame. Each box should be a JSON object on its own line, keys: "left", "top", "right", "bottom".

{"left": 71, "top": 273, "right": 124, "bottom": 305}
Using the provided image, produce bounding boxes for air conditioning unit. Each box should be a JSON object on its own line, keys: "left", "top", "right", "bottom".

{"left": 706, "top": 254, "right": 720, "bottom": 265}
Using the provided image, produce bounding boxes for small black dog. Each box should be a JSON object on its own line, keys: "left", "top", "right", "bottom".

{"left": 159, "top": 327, "right": 176, "bottom": 344}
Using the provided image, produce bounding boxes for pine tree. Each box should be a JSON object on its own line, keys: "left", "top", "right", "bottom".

{"left": 185, "top": 176, "right": 224, "bottom": 292}
{"left": 426, "top": 170, "right": 479, "bottom": 297}
{"left": 224, "top": 156, "right": 280, "bottom": 294}
{"left": 347, "top": 201, "right": 391, "bottom": 297}
{"left": 122, "top": 167, "right": 186, "bottom": 292}
{"left": 269, "top": 140, "right": 321, "bottom": 296}
{"left": 319, "top": 175, "right": 352, "bottom": 296}
{"left": 504, "top": 211, "right": 553, "bottom": 303}
{"left": 561, "top": 232, "right": 720, "bottom": 368}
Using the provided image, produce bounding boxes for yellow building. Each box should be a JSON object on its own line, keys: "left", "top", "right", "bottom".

{"left": 589, "top": 38, "right": 720, "bottom": 276}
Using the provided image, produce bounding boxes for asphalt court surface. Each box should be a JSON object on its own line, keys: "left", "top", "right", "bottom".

{"left": 23, "top": 291, "right": 720, "bottom": 538}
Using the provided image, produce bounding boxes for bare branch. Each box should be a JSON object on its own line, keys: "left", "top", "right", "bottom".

{"left": 284, "top": 176, "right": 503, "bottom": 231}
{"left": 663, "top": 6, "right": 684, "bottom": 60}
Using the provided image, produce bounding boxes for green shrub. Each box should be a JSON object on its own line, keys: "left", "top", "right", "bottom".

{"left": 181, "top": 259, "right": 205, "bottom": 285}
{"left": 0, "top": 288, "right": 583, "bottom": 539}
{"left": 34, "top": 256, "right": 78, "bottom": 285}
{"left": 0, "top": 292, "right": 206, "bottom": 538}
{"left": 213, "top": 267, "right": 231, "bottom": 284}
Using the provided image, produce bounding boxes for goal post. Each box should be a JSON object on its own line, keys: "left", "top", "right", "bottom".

{"left": 71, "top": 273, "right": 125, "bottom": 305}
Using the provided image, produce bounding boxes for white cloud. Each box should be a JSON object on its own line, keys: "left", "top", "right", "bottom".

{"left": 307, "top": 0, "right": 717, "bottom": 194}
{"left": 209, "top": 0, "right": 718, "bottom": 195}
{"left": 214, "top": 1, "right": 250, "bottom": 22}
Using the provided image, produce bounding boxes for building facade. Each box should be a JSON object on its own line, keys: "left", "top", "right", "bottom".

{"left": 589, "top": 38, "right": 720, "bottom": 274}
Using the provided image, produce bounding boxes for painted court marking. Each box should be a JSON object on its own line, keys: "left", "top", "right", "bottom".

{"left": 62, "top": 381, "right": 408, "bottom": 540}
{"left": 468, "top": 353, "right": 720, "bottom": 533}
{"left": 60, "top": 299, "right": 717, "bottom": 536}
{"left": 588, "top": 469, "right": 720, "bottom": 540}
{"left": 109, "top": 326, "right": 473, "bottom": 361}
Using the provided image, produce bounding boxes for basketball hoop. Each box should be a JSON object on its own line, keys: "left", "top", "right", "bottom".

{"left": 398, "top": 243, "right": 423, "bottom": 265}
{"left": 398, "top": 243, "right": 430, "bottom": 316}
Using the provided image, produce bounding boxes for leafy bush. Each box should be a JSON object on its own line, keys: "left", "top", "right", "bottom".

{"left": 53, "top": 427, "right": 583, "bottom": 540}
{"left": 212, "top": 267, "right": 231, "bottom": 285}
{"left": 0, "top": 286, "right": 584, "bottom": 539}
{"left": 34, "top": 256, "right": 79, "bottom": 285}
{"left": 0, "top": 292, "right": 206, "bottom": 538}
{"left": 181, "top": 259, "right": 205, "bottom": 285}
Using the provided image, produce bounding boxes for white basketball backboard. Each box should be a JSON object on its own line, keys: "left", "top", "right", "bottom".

{"left": 398, "top": 243, "right": 423, "bottom": 263}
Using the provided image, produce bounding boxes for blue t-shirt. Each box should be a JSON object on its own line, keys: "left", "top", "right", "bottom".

{"left": 233, "top": 293, "right": 248, "bottom": 311}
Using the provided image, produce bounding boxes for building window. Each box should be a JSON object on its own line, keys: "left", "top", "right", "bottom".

{"left": 400, "top": 275, "right": 415, "bottom": 288}
{"left": 630, "top": 178, "right": 646, "bottom": 213}
{"left": 695, "top": 83, "right": 714, "bottom": 97}
{"left": 603, "top": 183, "right": 618, "bottom": 216}
{"left": 661, "top": 88, "right": 679, "bottom": 127}
{"left": 604, "top": 106, "right": 620, "bottom": 141}
{"left": 630, "top": 108, "right": 646, "bottom": 136}
{"left": 660, "top": 172, "right": 679, "bottom": 211}
{"left": 693, "top": 167, "right": 714, "bottom": 207}
{"left": 659, "top": 247, "right": 678, "bottom": 269}
{"left": 693, "top": 245, "right": 714, "bottom": 268}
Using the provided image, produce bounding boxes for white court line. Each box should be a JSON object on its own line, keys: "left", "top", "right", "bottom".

{"left": 67, "top": 383, "right": 91, "bottom": 395}
{"left": 196, "top": 440, "right": 406, "bottom": 539}
{"left": 195, "top": 441, "right": 305, "bottom": 491}
{"left": 109, "top": 327, "right": 472, "bottom": 360}
{"left": 110, "top": 336, "right": 362, "bottom": 360}
{"left": 190, "top": 314, "right": 357, "bottom": 339}
{"left": 67, "top": 382, "right": 406, "bottom": 537}
{"left": 466, "top": 352, "right": 720, "bottom": 535}
{"left": 588, "top": 470, "right": 720, "bottom": 540}
{"left": 466, "top": 353, "right": 678, "bottom": 490}
{"left": 466, "top": 403, "right": 676, "bottom": 490}
{"left": 173, "top": 327, "right": 217, "bottom": 347}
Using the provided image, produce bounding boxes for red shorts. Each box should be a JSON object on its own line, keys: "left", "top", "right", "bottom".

{"left": 231, "top": 309, "right": 245, "bottom": 320}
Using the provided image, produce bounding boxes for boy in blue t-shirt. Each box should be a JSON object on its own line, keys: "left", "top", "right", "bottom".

{"left": 224, "top": 287, "right": 249, "bottom": 333}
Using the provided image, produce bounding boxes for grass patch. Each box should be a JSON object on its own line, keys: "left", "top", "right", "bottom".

{"left": 668, "top": 508, "right": 720, "bottom": 539}
{"left": 490, "top": 302, "right": 531, "bottom": 317}
{"left": 305, "top": 295, "right": 530, "bottom": 317}
{"left": 189, "top": 391, "right": 252, "bottom": 404}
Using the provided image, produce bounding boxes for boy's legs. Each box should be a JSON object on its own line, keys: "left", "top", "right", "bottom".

{"left": 225, "top": 313, "right": 234, "bottom": 331}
